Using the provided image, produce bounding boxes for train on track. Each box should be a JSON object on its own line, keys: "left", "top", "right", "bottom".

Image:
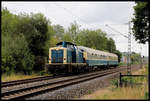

{"left": 46, "top": 41, "right": 118, "bottom": 74}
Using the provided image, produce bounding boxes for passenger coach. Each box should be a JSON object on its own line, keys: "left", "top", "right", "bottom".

{"left": 77, "top": 46, "right": 118, "bottom": 68}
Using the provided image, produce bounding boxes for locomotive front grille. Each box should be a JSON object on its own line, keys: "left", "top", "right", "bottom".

{"left": 51, "top": 49, "right": 64, "bottom": 63}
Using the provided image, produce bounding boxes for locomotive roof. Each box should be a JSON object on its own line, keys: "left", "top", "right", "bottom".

{"left": 77, "top": 46, "right": 118, "bottom": 57}
{"left": 56, "top": 41, "right": 76, "bottom": 46}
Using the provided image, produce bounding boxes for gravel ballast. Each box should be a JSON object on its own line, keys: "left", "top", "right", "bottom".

{"left": 26, "top": 72, "right": 120, "bottom": 100}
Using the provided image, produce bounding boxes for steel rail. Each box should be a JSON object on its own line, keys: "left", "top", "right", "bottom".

{"left": 1, "top": 75, "right": 61, "bottom": 87}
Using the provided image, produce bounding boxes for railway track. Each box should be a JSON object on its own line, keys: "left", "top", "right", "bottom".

{"left": 1, "top": 64, "right": 132, "bottom": 88}
{"left": 1, "top": 75, "right": 62, "bottom": 87}
{"left": 1, "top": 66, "right": 127, "bottom": 100}
{"left": 1, "top": 66, "right": 124, "bottom": 88}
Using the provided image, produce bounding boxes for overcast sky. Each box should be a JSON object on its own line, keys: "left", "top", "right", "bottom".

{"left": 2, "top": 1, "right": 149, "bottom": 57}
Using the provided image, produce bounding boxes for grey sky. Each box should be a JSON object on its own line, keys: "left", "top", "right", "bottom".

{"left": 2, "top": 1, "right": 149, "bottom": 57}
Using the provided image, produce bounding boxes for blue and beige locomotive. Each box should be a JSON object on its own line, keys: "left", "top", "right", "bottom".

{"left": 46, "top": 41, "right": 118, "bottom": 74}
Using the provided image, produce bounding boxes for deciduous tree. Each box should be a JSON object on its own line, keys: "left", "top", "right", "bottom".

{"left": 132, "top": 2, "right": 149, "bottom": 44}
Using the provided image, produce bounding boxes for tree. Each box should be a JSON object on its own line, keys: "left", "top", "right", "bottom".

{"left": 114, "top": 50, "right": 122, "bottom": 63}
{"left": 76, "top": 28, "right": 108, "bottom": 51}
{"left": 63, "top": 33, "right": 72, "bottom": 42}
{"left": 2, "top": 8, "right": 35, "bottom": 75}
{"left": 106, "top": 38, "right": 116, "bottom": 53}
{"left": 67, "top": 21, "right": 80, "bottom": 43}
{"left": 2, "top": 8, "right": 52, "bottom": 74}
{"left": 53, "top": 24, "right": 64, "bottom": 40}
{"left": 130, "top": 52, "right": 141, "bottom": 64}
{"left": 132, "top": 2, "right": 149, "bottom": 44}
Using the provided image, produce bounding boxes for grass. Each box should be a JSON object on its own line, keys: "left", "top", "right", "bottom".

{"left": 96, "top": 86, "right": 146, "bottom": 99}
{"left": 79, "top": 64, "right": 149, "bottom": 100}
{"left": 119, "top": 62, "right": 127, "bottom": 66}
{"left": 79, "top": 85, "right": 147, "bottom": 100}
{"left": 2, "top": 72, "right": 52, "bottom": 82}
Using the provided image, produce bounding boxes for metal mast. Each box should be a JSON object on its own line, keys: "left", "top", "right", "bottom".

{"left": 127, "top": 21, "right": 131, "bottom": 74}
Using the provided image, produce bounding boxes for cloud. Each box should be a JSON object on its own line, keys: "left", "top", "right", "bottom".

{"left": 74, "top": 2, "right": 135, "bottom": 24}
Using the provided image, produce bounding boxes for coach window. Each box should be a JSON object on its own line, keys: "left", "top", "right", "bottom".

{"left": 91, "top": 53, "right": 93, "bottom": 57}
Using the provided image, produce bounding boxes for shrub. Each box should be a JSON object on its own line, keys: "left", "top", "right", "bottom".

{"left": 39, "top": 70, "right": 46, "bottom": 76}
{"left": 111, "top": 79, "right": 119, "bottom": 88}
{"left": 144, "top": 92, "right": 149, "bottom": 99}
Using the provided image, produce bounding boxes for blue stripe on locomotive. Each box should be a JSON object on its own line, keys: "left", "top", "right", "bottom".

{"left": 86, "top": 59, "right": 118, "bottom": 66}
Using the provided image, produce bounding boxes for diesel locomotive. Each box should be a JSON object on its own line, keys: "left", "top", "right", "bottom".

{"left": 46, "top": 41, "right": 118, "bottom": 74}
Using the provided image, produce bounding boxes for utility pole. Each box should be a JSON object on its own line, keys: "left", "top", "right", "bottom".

{"left": 140, "top": 46, "right": 143, "bottom": 68}
{"left": 127, "top": 21, "right": 131, "bottom": 74}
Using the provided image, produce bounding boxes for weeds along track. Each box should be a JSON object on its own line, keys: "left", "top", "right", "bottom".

{"left": 1, "top": 67, "right": 127, "bottom": 100}
{"left": 1, "top": 64, "right": 141, "bottom": 100}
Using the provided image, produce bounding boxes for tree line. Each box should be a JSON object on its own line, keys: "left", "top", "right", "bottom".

{"left": 1, "top": 7, "right": 122, "bottom": 75}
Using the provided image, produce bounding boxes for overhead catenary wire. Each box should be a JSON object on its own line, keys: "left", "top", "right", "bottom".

{"left": 106, "top": 22, "right": 132, "bottom": 74}
{"left": 53, "top": 3, "right": 132, "bottom": 46}
{"left": 53, "top": 3, "right": 105, "bottom": 29}
{"left": 105, "top": 24, "right": 128, "bottom": 38}
{"left": 54, "top": 3, "right": 87, "bottom": 24}
{"left": 53, "top": 3, "right": 131, "bottom": 37}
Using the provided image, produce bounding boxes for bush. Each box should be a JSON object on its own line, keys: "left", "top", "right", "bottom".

{"left": 111, "top": 79, "right": 119, "bottom": 88}
{"left": 39, "top": 70, "right": 46, "bottom": 76}
{"left": 144, "top": 92, "right": 149, "bottom": 99}
{"left": 2, "top": 33, "right": 35, "bottom": 75}
{"left": 2, "top": 55, "right": 17, "bottom": 75}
